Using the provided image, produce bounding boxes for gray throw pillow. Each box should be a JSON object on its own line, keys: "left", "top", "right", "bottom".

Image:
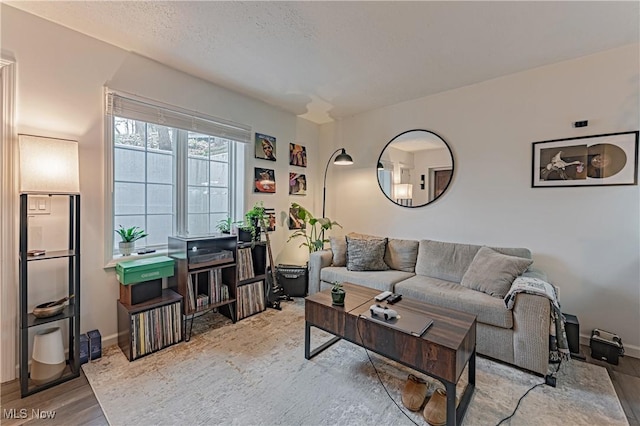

{"left": 460, "top": 246, "right": 533, "bottom": 298}
{"left": 346, "top": 237, "right": 390, "bottom": 271}
{"left": 384, "top": 239, "right": 419, "bottom": 272}
{"left": 329, "top": 236, "right": 347, "bottom": 267}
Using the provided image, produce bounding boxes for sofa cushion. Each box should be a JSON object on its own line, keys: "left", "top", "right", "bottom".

{"left": 346, "top": 237, "right": 390, "bottom": 271}
{"left": 415, "top": 240, "right": 481, "bottom": 282}
{"left": 394, "top": 275, "right": 513, "bottom": 329}
{"left": 321, "top": 267, "right": 414, "bottom": 293}
{"left": 384, "top": 239, "right": 419, "bottom": 272}
{"left": 460, "top": 247, "right": 533, "bottom": 298}
{"left": 329, "top": 236, "right": 347, "bottom": 266}
{"left": 415, "top": 239, "right": 532, "bottom": 283}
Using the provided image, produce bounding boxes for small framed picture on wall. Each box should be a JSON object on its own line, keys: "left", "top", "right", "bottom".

{"left": 289, "top": 143, "right": 307, "bottom": 167}
{"left": 254, "top": 168, "right": 276, "bottom": 193}
{"left": 288, "top": 206, "right": 305, "bottom": 229}
{"left": 264, "top": 208, "right": 276, "bottom": 232}
{"left": 289, "top": 173, "right": 306, "bottom": 195}
{"left": 255, "top": 133, "right": 276, "bottom": 161}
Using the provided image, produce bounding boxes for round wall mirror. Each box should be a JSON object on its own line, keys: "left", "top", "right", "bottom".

{"left": 377, "top": 129, "right": 454, "bottom": 207}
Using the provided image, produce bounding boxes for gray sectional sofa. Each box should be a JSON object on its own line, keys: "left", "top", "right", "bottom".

{"left": 308, "top": 234, "right": 551, "bottom": 375}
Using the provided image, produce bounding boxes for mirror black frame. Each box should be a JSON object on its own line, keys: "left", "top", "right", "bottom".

{"left": 376, "top": 129, "right": 455, "bottom": 208}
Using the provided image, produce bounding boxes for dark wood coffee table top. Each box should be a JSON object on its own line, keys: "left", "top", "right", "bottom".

{"left": 305, "top": 281, "right": 476, "bottom": 382}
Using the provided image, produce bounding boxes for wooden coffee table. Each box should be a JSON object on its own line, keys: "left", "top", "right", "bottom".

{"left": 305, "top": 282, "right": 476, "bottom": 426}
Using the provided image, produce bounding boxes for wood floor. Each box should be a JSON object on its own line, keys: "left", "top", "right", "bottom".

{"left": 1, "top": 344, "right": 639, "bottom": 425}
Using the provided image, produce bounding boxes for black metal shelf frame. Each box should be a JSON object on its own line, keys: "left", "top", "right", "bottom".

{"left": 19, "top": 193, "right": 81, "bottom": 398}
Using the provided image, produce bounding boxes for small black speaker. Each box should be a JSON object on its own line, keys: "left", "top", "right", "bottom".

{"left": 564, "top": 313, "right": 580, "bottom": 354}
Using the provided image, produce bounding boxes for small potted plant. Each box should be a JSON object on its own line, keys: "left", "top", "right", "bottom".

{"left": 115, "top": 225, "right": 148, "bottom": 256}
{"left": 216, "top": 217, "right": 233, "bottom": 234}
{"left": 240, "top": 202, "right": 267, "bottom": 242}
{"left": 331, "top": 281, "right": 346, "bottom": 306}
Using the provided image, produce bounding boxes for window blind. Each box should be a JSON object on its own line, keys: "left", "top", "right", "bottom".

{"left": 106, "top": 91, "right": 251, "bottom": 143}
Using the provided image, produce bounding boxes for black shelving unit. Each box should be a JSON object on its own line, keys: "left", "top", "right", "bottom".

{"left": 19, "top": 193, "right": 81, "bottom": 397}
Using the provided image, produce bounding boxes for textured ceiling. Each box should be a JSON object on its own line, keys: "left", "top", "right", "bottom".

{"left": 7, "top": 1, "right": 640, "bottom": 124}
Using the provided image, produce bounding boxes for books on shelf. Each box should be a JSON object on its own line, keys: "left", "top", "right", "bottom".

{"left": 186, "top": 268, "right": 231, "bottom": 313}
{"left": 236, "top": 280, "right": 266, "bottom": 320}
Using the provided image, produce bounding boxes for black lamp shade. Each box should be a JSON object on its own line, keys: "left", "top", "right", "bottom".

{"left": 334, "top": 149, "right": 353, "bottom": 165}
{"left": 377, "top": 162, "right": 384, "bottom": 170}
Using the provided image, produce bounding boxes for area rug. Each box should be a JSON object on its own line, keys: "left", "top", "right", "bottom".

{"left": 83, "top": 299, "right": 626, "bottom": 425}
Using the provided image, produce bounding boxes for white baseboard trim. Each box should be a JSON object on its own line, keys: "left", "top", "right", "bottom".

{"left": 580, "top": 334, "right": 639, "bottom": 359}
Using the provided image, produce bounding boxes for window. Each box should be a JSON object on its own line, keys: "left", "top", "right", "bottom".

{"left": 107, "top": 92, "right": 250, "bottom": 259}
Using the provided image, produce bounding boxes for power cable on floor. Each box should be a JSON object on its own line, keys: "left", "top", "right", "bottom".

{"left": 496, "top": 361, "right": 562, "bottom": 425}
{"left": 355, "top": 315, "right": 420, "bottom": 426}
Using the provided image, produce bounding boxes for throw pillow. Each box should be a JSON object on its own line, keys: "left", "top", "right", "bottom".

{"left": 329, "top": 236, "right": 347, "bottom": 267}
{"left": 384, "top": 239, "right": 419, "bottom": 272}
{"left": 460, "top": 246, "right": 533, "bottom": 298}
{"left": 346, "top": 237, "right": 390, "bottom": 271}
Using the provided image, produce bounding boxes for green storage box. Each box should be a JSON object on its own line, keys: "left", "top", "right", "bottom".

{"left": 116, "top": 256, "right": 175, "bottom": 285}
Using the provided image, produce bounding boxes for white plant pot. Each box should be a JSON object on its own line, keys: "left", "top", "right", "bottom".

{"left": 119, "top": 241, "right": 135, "bottom": 256}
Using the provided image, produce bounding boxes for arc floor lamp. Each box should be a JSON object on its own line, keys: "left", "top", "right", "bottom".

{"left": 322, "top": 148, "right": 354, "bottom": 218}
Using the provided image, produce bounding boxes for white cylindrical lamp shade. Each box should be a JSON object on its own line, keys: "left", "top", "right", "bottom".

{"left": 31, "top": 327, "right": 66, "bottom": 385}
{"left": 395, "top": 183, "right": 413, "bottom": 200}
{"left": 19, "top": 135, "right": 80, "bottom": 194}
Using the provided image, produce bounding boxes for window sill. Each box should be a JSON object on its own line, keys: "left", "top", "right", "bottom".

{"left": 104, "top": 248, "right": 169, "bottom": 269}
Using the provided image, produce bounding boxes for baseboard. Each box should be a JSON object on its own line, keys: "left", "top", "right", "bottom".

{"left": 580, "top": 334, "right": 639, "bottom": 359}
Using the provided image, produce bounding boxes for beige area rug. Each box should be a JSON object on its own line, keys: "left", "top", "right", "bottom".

{"left": 83, "top": 299, "right": 626, "bottom": 425}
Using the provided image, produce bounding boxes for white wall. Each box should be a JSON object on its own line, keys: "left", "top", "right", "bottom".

{"left": 1, "top": 4, "right": 317, "bottom": 369}
{"left": 323, "top": 44, "right": 640, "bottom": 355}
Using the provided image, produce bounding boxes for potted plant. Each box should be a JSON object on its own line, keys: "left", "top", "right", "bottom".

{"left": 216, "top": 217, "right": 233, "bottom": 234}
{"left": 115, "top": 225, "right": 148, "bottom": 256}
{"left": 287, "top": 203, "right": 341, "bottom": 253}
{"left": 331, "top": 281, "right": 346, "bottom": 306}
{"left": 240, "top": 202, "right": 267, "bottom": 242}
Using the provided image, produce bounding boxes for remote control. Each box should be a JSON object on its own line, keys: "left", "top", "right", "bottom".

{"left": 387, "top": 293, "right": 402, "bottom": 304}
{"left": 375, "top": 291, "right": 393, "bottom": 301}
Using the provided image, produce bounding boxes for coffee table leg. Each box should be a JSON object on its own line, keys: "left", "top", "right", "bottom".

{"left": 305, "top": 321, "right": 341, "bottom": 360}
{"left": 445, "top": 381, "right": 457, "bottom": 426}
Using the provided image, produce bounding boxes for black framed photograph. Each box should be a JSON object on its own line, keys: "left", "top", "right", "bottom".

{"left": 264, "top": 208, "right": 276, "bottom": 232}
{"left": 255, "top": 133, "right": 276, "bottom": 161}
{"left": 288, "top": 206, "right": 305, "bottom": 230}
{"left": 254, "top": 167, "right": 276, "bottom": 193}
{"left": 289, "top": 173, "right": 306, "bottom": 195}
{"left": 532, "top": 131, "right": 638, "bottom": 187}
{"left": 289, "top": 143, "right": 307, "bottom": 167}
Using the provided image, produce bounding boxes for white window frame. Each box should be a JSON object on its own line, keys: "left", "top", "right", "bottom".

{"left": 104, "top": 89, "right": 249, "bottom": 266}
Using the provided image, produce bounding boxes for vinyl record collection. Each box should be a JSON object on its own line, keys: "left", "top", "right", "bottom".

{"left": 237, "top": 247, "right": 255, "bottom": 281}
{"left": 130, "top": 300, "right": 182, "bottom": 359}
{"left": 236, "top": 281, "right": 266, "bottom": 320}
{"left": 186, "top": 269, "right": 229, "bottom": 312}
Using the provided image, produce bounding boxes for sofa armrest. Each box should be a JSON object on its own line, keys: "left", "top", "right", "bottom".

{"left": 308, "top": 249, "right": 333, "bottom": 295}
{"left": 522, "top": 266, "right": 548, "bottom": 281}
{"left": 512, "top": 291, "right": 551, "bottom": 375}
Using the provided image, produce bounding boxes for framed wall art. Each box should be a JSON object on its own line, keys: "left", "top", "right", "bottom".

{"left": 289, "top": 173, "right": 306, "bottom": 195}
{"left": 289, "top": 143, "right": 307, "bottom": 167}
{"left": 532, "top": 131, "right": 638, "bottom": 188}
{"left": 255, "top": 133, "right": 276, "bottom": 161}
{"left": 264, "top": 208, "right": 276, "bottom": 232}
{"left": 254, "top": 167, "right": 276, "bottom": 193}
{"left": 288, "top": 206, "right": 305, "bottom": 230}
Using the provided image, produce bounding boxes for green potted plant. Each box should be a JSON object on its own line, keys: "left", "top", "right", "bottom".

{"left": 331, "top": 281, "right": 346, "bottom": 306}
{"left": 115, "top": 225, "right": 148, "bottom": 256}
{"left": 287, "top": 203, "right": 341, "bottom": 253}
{"left": 240, "top": 202, "right": 267, "bottom": 242}
{"left": 216, "top": 217, "right": 233, "bottom": 234}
